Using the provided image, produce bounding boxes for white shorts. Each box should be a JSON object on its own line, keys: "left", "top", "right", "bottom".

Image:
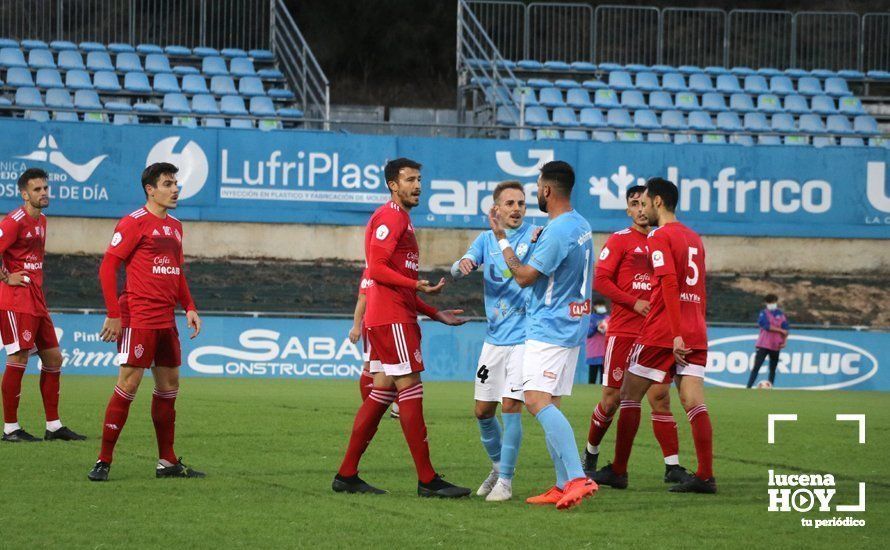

{"left": 474, "top": 343, "right": 525, "bottom": 403}
{"left": 521, "top": 340, "right": 580, "bottom": 397}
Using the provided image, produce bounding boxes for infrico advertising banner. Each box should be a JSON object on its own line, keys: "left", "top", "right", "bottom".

{"left": 0, "top": 119, "right": 889, "bottom": 238}
{"left": 10, "top": 313, "right": 889, "bottom": 391}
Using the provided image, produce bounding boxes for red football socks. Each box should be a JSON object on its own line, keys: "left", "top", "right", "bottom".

{"left": 396, "top": 383, "right": 437, "bottom": 484}
{"left": 359, "top": 370, "right": 374, "bottom": 401}
{"left": 686, "top": 404, "right": 714, "bottom": 479}
{"left": 611, "top": 400, "right": 642, "bottom": 476}
{"left": 651, "top": 412, "right": 680, "bottom": 460}
{"left": 98, "top": 386, "right": 135, "bottom": 463}
{"left": 39, "top": 366, "right": 61, "bottom": 422}
{"left": 587, "top": 402, "right": 614, "bottom": 447}
{"left": 2, "top": 362, "right": 27, "bottom": 424}
{"left": 152, "top": 388, "right": 178, "bottom": 464}
{"left": 338, "top": 386, "right": 396, "bottom": 477}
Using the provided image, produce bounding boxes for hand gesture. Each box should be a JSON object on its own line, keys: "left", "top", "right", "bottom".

{"left": 435, "top": 309, "right": 468, "bottom": 326}
{"left": 416, "top": 277, "right": 446, "bottom": 295}
{"left": 186, "top": 310, "right": 202, "bottom": 339}
{"left": 4, "top": 270, "right": 30, "bottom": 287}
{"left": 458, "top": 258, "right": 477, "bottom": 276}
{"left": 488, "top": 205, "right": 505, "bottom": 239}
{"left": 100, "top": 317, "right": 122, "bottom": 342}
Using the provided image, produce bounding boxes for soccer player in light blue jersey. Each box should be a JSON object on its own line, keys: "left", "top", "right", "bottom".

{"left": 451, "top": 181, "right": 536, "bottom": 502}
{"left": 488, "top": 161, "right": 597, "bottom": 510}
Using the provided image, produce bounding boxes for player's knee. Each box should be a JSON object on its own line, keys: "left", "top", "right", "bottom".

{"left": 474, "top": 404, "right": 496, "bottom": 420}
{"left": 601, "top": 393, "right": 619, "bottom": 415}
{"left": 117, "top": 379, "right": 140, "bottom": 395}
{"left": 648, "top": 389, "right": 670, "bottom": 412}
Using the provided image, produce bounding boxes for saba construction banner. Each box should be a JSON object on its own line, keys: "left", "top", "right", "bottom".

{"left": 0, "top": 118, "right": 889, "bottom": 238}
{"left": 13, "top": 313, "right": 890, "bottom": 392}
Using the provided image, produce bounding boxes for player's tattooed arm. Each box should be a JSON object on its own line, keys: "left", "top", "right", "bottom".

{"left": 488, "top": 205, "right": 541, "bottom": 287}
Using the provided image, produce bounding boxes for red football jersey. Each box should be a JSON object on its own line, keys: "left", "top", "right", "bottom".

{"left": 638, "top": 222, "right": 708, "bottom": 349}
{"left": 363, "top": 201, "right": 419, "bottom": 327}
{"left": 0, "top": 207, "right": 48, "bottom": 316}
{"left": 105, "top": 208, "right": 185, "bottom": 329}
{"left": 596, "top": 227, "right": 651, "bottom": 337}
{"left": 358, "top": 268, "right": 374, "bottom": 296}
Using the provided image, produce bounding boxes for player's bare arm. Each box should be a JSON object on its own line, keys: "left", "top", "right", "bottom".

{"left": 487, "top": 206, "right": 540, "bottom": 287}
{"left": 349, "top": 293, "right": 366, "bottom": 343}
{"left": 433, "top": 309, "right": 468, "bottom": 326}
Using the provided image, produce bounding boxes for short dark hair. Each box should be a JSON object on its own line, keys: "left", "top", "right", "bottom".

{"left": 626, "top": 184, "right": 646, "bottom": 200}
{"left": 18, "top": 167, "right": 48, "bottom": 190}
{"left": 645, "top": 177, "right": 679, "bottom": 212}
{"left": 539, "top": 160, "right": 575, "bottom": 194}
{"left": 764, "top": 293, "right": 778, "bottom": 303}
{"left": 384, "top": 158, "right": 422, "bottom": 187}
{"left": 493, "top": 180, "right": 525, "bottom": 203}
{"left": 141, "top": 162, "right": 178, "bottom": 196}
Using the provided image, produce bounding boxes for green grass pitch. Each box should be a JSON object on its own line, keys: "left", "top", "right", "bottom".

{"left": 1, "top": 375, "right": 886, "bottom": 548}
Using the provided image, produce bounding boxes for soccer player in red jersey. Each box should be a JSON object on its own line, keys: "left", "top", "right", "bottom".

{"left": 332, "top": 158, "right": 471, "bottom": 498}
{"left": 595, "top": 178, "right": 716, "bottom": 494}
{"left": 349, "top": 270, "right": 375, "bottom": 402}
{"left": 585, "top": 185, "right": 691, "bottom": 484}
{"left": 87, "top": 162, "right": 204, "bottom": 482}
{"left": 0, "top": 168, "right": 85, "bottom": 443}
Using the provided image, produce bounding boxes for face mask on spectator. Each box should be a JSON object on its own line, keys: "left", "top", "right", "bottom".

{"left": 766, "top": 303, "right": 778, "bottom": 311}
{"left": 595, "top": 306, "right": 607, "bottom": 314}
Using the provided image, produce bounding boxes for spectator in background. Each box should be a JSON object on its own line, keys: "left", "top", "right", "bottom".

{"left": 746, "top": 293, "right": 790, "bottom": 388}
{"left": 586, "top": 298, "right": 609, "bottom": 384}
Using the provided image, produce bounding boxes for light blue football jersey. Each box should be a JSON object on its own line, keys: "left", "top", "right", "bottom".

{"left": 525, "top": 210, "right": 593, "bottom": 348}
{"left": 461, "top": 222, "right": 535, "bottom": 346}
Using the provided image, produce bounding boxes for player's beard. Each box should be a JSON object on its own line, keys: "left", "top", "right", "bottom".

{"left": 538, "top": 195, "right": 548, "bottom": 213}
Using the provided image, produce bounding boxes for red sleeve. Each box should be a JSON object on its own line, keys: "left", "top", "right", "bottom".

{"left": 178, "top": 271, "right": 196, "bottom": 312}
{"left": 594, "top": 270, "right": 637, "bottom": 308}
{"left": 105, "top": 216, "right": 141, "bottom": 261}
{"left": 367, "top": 212, "right": 416, "bottom": 289}
{"left": 660, "top": 273, "right": 683, "bottom": 338}
{"left": 415, "top": 296, "right": 439, "bottom": 319}
{"left": 99, "top": 254, "right": 122, "bottom": 318}
{"left": 648, "top": 229, "right": 676, "bottom": 278}
{"left": 358, "top": 269, "right": 369, "bottom": 296}
{"left": 0, "top": 217, "right": 19, "bottom": 254}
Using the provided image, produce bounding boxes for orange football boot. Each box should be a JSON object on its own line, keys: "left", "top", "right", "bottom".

{"left": 526, "top": 486, "right": 564, "bottom": 505}
{"left": 555, "top": 477, "right": 598, "bottom": 510}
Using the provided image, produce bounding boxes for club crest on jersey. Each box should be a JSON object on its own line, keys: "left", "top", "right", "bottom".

{"left": 375, "top": 224, "right": 389, "bottom": 240}
{"left": 516, "top": 243, "right": 529, "bottom": 258}
{"left": 23, "top": 330, "right": 32, "bottom": 342}
{"left": 174, "top": 229, "right": 182, "bottom": 242}
{"left": 163, "top": 226, "right": 172, "bottom": 236}
{"left": 569, "top": 299, "right": 591, "bottom": 318}
{"left": 414, "top": 349, "right": 423, "bottom": 364}
{"left": 613, "top": 367, "right": 623, "bottom": 382}
{"left": 111, "top": 232, "right": 123, "bottom": 247}
{"left": 652, "top": 250, "right": 665, "bottom": 267}
{"left": 134, "top": 344, "right": 144, "bottom": 359}
{"left": 599, "top": 247, "right": 610, "bottom": 261}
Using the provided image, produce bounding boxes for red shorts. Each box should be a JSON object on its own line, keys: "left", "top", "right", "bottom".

{"left": 361, "top": 325, "right": 371, "bottom": 363}
{"left": 604, "top": 335, "right": 673, "bottom": 388}
{"left": 366, "top": 322, "right": 424, "bottom": 376}
{"left": 627, "top": 343, "right": 708, "bottom": 384}
{"left": 1, "top": 311, "right": 59, "bottom": 355}
{"left": 117, "top": 327, "right": 181, "bottom": 368}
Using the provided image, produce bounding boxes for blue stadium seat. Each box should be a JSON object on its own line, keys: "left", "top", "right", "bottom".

{"left": 65, "top": 69, "right": 93, "bottom": 90}
{"left": 689, "top": 73, "right": 713, "bottom": 93}
{"left": 758, "top": 135, "right": 782, "bottom": 145}
{"left": 20, "top": 39, "right": 48, "bottom": 50}
{"left": 74, "top": 90, "right": 102, "bottom": 110}
{"left": 191, "top": 94, "right": 219, "bottom": 115}
{"left": 661, "top": 110, "right": 687, "bottom": 130}
{"left": 145, "top": 54, "right": 171, "bottom": 74}
{"left": 633, "top": 109, "right": 660, "bottom": 129}
{"left": 203, "top": 117, "right": 227, "bottom": 128}
{"left": 744, "top": 75, "right": 768, "bottom": 94}
{"left": 625, "top": 64, "right": 648, "bottom": 72}
{"left": 231, "top": 57, "right": 256, "bottom": 77}
{"left": 648, "top": 91, "right": 673, "bottom": 111}
{"left": 541, "top": 60, "right": 568, "bottom": 72}
{"left": 827, "top": 115, "right": 855, "bottom": 135}
{"left": 784, "top": 135, "right": 809, "bottom": 146}
{"left": 824, "top": 77, "right": 850, "bottom": 97}
{"left": 258, "top": 68, "right": 284, "bottom": 79}
{"left": 496, "top": 106, "right": 518, "bottom": 125}
{"left": 647, "top": 132, "right": 671, "bottom": 143}
{"left": 553, "top": 107, "right": 580, "bottom": 127}
{"left": 867, "top": 70, "right": 890, "bottom": 80}
{"left": 539, "top": 87, "right": 565, "bottom": 108}
{"left": 221, "top": 96, "right": 247, "bottom": 116}
{"left": 593, "top": 130, "right": 616, "bottom": 142}
{"left": 581, "top": 79, "right": 606, "bottom": 90}
{"left": 15, "top": 87, "right": 43, "bottom": 107}
{"left": 563, "top": 129, "right": 589, "bottom": 140}
{"left": 635, "top": 71, "right": 660, "bottom": 92}
{"left": 108, "top": 43, "right": 135, "bottom": 53}
{"left": 258, "top": 118, "right": 283, "bottom": 131}
{"left": 508, "top": 128, "right": 533, "bottom": 140}
{"left": 249, "top": 49, "right": 275, "bottom": 61}
{"left": 53, "top": 111, "right": 79, "bottom": 122}
{"left": 78, "top": 42, "right": 105, "bottom": 52}
{"left": 716, "top": 112, "right": 742, "bottom": 132}
{"left": 705, "top": 66, "right": 729, "bottom": 76}
{"left": 730, "top": 134, "right": 755, "bottom": 146}
{"left": 757, "top": 67, "right": 782, "bottom": 77}
{"left": 277, "top": 107, "right": 303, "bottom": 119}
{"left": 163, "top": 93, "right": 192, "bottom": 114}
{"left": 678, "top": 65, "right": 701, "bottom": 75}
{"left": 165, "top": 45, "right": 192, "bottom": 56}
{"left": 86, "top": 51, "right": 114, "bottom": 71}
{"left": 730, "top": 93, "right": 755, "bottom": 113}
{"left": 221, "top": 48, "right": 248, "bottom": 58}
{"left": 811, "top": 95, "right": 836, "bottom": 115}
{"left": 516, "top": 59, "right": 544, "bottom": 71}
{"left": 249, "top": 96, "right": 277, "bottom": 117}
{"left": 238, "top": 76, "right": 265, "bottom": 97}
{"left": 853, "top": 115, "right": 879, "bottom": 135}
{"left": 137, "top": 44, "right": 164, "bottom": 55}
{"left": 116, "top": 52, "right": 142, "bottom": 72}
{"left": 674, "top": 92, "right": 699, "bottom": 111}
{"left": 702, "top": 133, "right": 726, "bottom": 144}
{"left": 0, "top": 97, "right": 10, "bottom": 107}
{"left": 182, "top": 74, "right": 209, "bottom": 95}
{"left": 58, "top": 50, "right": 85, "bottom": 70}
{"left": 133, "top": 102, "right": 161, "bottom": 113}
{"left": 799, "top": 114, "right": 826, "bottom": 134}
{"left": 125, "top": 72, "right": 152, "bottom": 93}
{"left": 46, "top": 89, "right": 74, "bottom": 108}
{"left": 268, "top": 88, "right": 294, "bottom": 99}
{"left": 28, "top": 49, "right": 55, "bottom": 69}
{"left": 94, "top": 71, "right": 121, "bottom": 92}
{"left": 513, "top": 87, "right": 539, "bottom": 107}
{"left": 192, "top": 47, "right": 219, "bottom": 57}
{"left": 570, "top": 61, "right": 597, "bottom": 73}
{"left": 688, "top": 111, "right": 715, "bottom": 131}
{"left": 24, "top": 110, "right": 50, "bottom": 122}
{"left": 617, "top": 130, "right": 644, "bottom": 142}
{"left": 229, "top": 118, "right": 253, "bottom": 129}
{"left": 113, "top": 113, "right": 138, "bottom": 125}
{"left": 579, "top": 108, "right": 605, "bottom": 128}
{"left": 797, "top": 77, "right": 822, "bottom": 96}
{"left": 6, "top": 67, "right": 34, "bottom": 87}
{"left": 0, "top": 47, "right": 27, "bottom": 68}
{"left": 83, "top": 111, "right": 108, "bottom": 123}
{"left": 757, "top": 94, "right": 783, "bottom": 113}
{"left": 173, "top": 65, "right": 200, "bottom": 75}
{"left": 812, "top": 136, "right": 834, "bottom": 147}
{"left": 769, "top": 76, "right": 794, "bottom": 95}
{"left": 526, "top": 78, "right": 551, "bottom": 89}
{"left": 0, "top": 38, "right": 17, "bottom": 48}
{"left": 620, "top": 90, "right": 646, "bottom": 110}
{"left": 210, "top": 75, "right": 238, "bottom": 96}
{"left": 554, "top": 79, "right": 581, "bottom": 90}
{"left": 565, "top": 88, "right": 592, "bottom": 109}
{"left": 154, "top": 73, "right": 180, "bottom": 93}
{"left": 524, "top": 106, "right": 549, "bottom": 126}
{"left": 606, "top": 108, "right": 632, "bottom": 128}
{"left": 784, "top": 95, "right": 809, "bottom": 115}
{"left": 35, "top": 68, "right": 63, "bottom": 89}
{"left": 173, "top": 115, "right": 197, "bottom": 129}
{"left": 869, "top": 137, "right": 890, "bottom": 148}
{"left": 730, "top": 66, "right": 755, "bottom": 76}
{"left": 608, "top": 71, "right": 634, "bottom": 91}
{"left": 202, "top": 56, "right": 229, "bottom": 76}
{"left": 485, "top": 86, "right": 511, "bottom": 106}
{"left": 838, "top": 96, "right": 865, "bottom": 115}
{"left": 471, "top": 76, "right": 491, "bottom": 87}
{"left": 662, "top": 73, "right": 687, "bottom": 92}
{"left": 104, "top": 101, "right": 132, "bottom": 112}
{"left": 810, "top": 69, "right": 836, "bottom": 78}
{"left": 650, "top": 64, "right": 673, "bottom": 74}
{"left": 744, "top": 112, "right": 769, "bottom": 132}
{"left": 771, "top": 113, "right": 796, "bottom": 133}
{"left": 784, "top": 68, "right": 809, "bottom": 78}
{"left": 841, "top": 137, "right": 865, "bottom": 147}
{"left": 838, "top": 69, "right": 864, "bottom": 79}
{"left": 673, "top": 133, "right": 697, "bottom": 144}
{"left": 701, "top": 92, "right": 728, "bottom": 112}
{"left": 594, "top": 89, "right": 619, "bottom": 109}
{"left": 716, "top": 74, "right": 741, "bottom": 94}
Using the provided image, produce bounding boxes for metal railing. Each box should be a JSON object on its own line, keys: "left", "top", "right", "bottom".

{"left": 594, "top": 5, "right": 659, "bottom": 66}
{"left": 662, "top": 7, "right": 725, "bottom": 69}
{"left": 793, "top": 12, "right": 859, "bottom": 71}
{"left": 464, "top": 1, "right": 525, "bottom": 62}
{"left": 863, "top": 14, "right": 890, "bottom": 72}
{"left": 526, "top": 2, "right": 593, "bottom": 63}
